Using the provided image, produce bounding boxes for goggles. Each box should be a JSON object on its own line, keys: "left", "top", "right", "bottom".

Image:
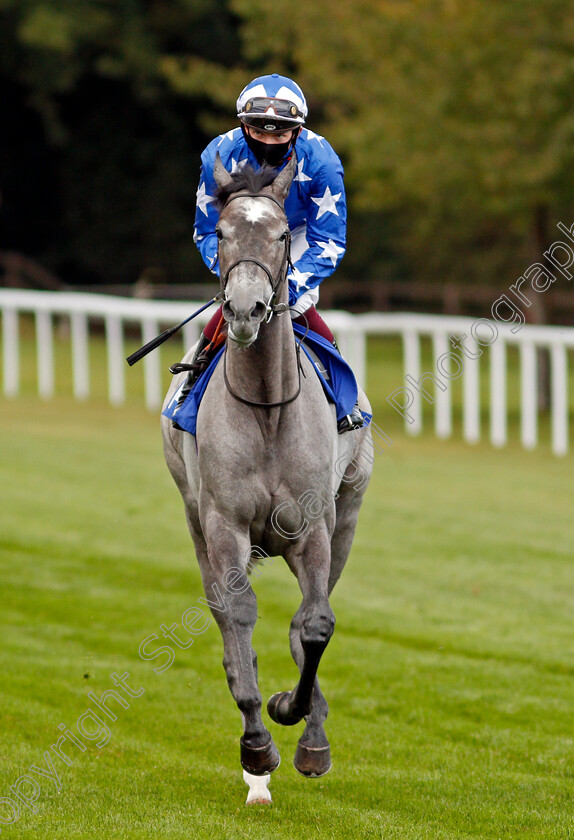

{"left": 239, "top": 97, "right": 305, "bottom": 123}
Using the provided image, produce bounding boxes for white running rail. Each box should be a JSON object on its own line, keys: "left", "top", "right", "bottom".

{"left": 359, "top": 312, "right": 573, "bottom": 457}
{"left": 1, "top": 290, "right": 572, "bottom": 455}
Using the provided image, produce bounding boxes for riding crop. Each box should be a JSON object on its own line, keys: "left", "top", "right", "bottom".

{"left": 126, "top": 296, "right": 221, "bottom": 366}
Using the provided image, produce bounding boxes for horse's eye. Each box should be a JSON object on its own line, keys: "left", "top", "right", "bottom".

{"left": 215, "top": 228, "right": 223, "bottom": 240}
{"left": 279, "top": 231, "right": 289, "bottom": 242}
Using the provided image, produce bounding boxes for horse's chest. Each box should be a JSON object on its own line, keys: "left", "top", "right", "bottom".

{"left": 198, "top": 439, "right": 332, "bottom": 525}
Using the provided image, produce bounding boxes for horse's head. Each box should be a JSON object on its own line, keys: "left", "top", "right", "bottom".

{"left": 213, "top": 153, "right": 297, "bottom": 347}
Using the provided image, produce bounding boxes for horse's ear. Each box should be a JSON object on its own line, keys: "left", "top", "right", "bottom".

{"left": 213, "top": 152, "right": 233, "bottom": 189}
{"left": 271, "top": 152, "right": 297, "bottom": 201}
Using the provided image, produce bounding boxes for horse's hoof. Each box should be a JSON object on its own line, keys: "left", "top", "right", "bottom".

{"left": 294, "top": 742, "right": 331, "bottom": 777}
{"left": 240, "top": 736, "right": 281, "bottom": 776}
{"left": 243, "top": 770, "right": 273, "bottom": 805}
{"left": 267, "top": 691, "right": 304, "bottom": 726}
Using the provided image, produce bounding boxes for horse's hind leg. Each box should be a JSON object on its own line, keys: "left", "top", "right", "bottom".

{"left": 329, "top": 486, "right": 367, "bottom": 591}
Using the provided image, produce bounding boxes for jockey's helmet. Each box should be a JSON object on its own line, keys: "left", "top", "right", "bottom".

{"left": 236, "top": 74, "right": 308, "bottom": 133}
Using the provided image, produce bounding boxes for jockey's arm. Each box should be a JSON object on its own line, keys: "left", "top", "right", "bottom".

{"left": 287, "top": 164, "right": 347, "bottom": 315}
{"left": 193, "top": 161, "right": 221, "bottom": 277}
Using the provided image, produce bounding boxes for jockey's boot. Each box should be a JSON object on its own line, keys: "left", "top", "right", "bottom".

{"left": 337, "top": 402, "right": 364, "bottom": 434}
{"left": 330, "top": 336, "right": 364, "bottom": 433}
{"left": 170, "top": 333, "right": 213, "bottom": 412}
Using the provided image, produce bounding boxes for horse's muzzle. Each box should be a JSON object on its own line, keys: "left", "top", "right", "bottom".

{"left": 223, "top": 298, "right": 268, "bottom": 346}
{"left": 228, "top": 325, "right": 258, "bottom": 347}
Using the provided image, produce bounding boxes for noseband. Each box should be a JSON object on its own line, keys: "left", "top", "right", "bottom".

{"left": 220, "top": 192, "right": 293, "bottom": 321}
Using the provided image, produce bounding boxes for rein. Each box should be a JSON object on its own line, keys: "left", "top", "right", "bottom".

{"left": 220, "top": 189, "right": 302, "bottom": 409}
{"left": 222, "top": 342, "right": 303, "bottom": 409}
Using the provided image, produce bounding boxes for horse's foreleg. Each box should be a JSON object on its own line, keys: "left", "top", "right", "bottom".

{"left": 281, "top": 606, "right": 332, "bottom": 777}
{"left": 197, "top": 522, "right": 280, "bottom": 777}
{"left": 243, "top": 770, "right": 272, "bottom": 805}
{"left": 267, "top": 526, "right": 334, "bottom": 730}
{"left": 287, "top": 476, "right": 369, "bottom": 776}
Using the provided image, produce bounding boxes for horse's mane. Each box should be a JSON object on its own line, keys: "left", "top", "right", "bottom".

{"left": 215, "top": 164, "right": 278, "bottom": 209}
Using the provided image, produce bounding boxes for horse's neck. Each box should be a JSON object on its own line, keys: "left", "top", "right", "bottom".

{"left": 225, "top": 312, "right": 299, "bottom": 408}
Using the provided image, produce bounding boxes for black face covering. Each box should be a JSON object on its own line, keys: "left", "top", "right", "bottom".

{"left": 242, "top": 126, "right": 298, "bottom": 167}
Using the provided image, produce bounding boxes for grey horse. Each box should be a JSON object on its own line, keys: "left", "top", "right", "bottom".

{"left": 161, "top": 152, "right": 373, "bottom": 802}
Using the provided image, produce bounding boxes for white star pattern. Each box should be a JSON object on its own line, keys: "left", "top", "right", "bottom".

{"left": 231, "top": 157, "right": 247, "bottom": 174}
{"left": 217, "top": 129, "right": 238, "bottom": 146}
{"left": 196, "top": 182, "right": 215, "bottom": 216}
{"left": 317, "top": 239, "right": 345, "bottom": 266}
{"left": 244, "top": 200, "right": 271, "bottom": 224}
{"left": 305, "top": 129, "right": 325, "bottom": 146}
{"left": 294, "top": 158, "right": 312, "bottom": 183}
{"left": 311, "top": 186, "right": 342, "bottom": 219}
{"left": 288, "top": 267, "right": 314, "bottom": 289}
{"left": 167, "top": 381, "right": 186, "bottom": 412}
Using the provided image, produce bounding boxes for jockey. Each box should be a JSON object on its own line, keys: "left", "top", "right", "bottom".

{"left": 191, "top": 73, "right": 363, "bottom": 432}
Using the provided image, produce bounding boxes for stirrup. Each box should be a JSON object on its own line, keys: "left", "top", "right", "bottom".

{"left": 169, "top": 354, "right": 210, "bottom": 378}
{"left": 169, "top": 334, "right": 213, "bottom": 418}
{"left": 170, "top": 333, "right": 211, "bottom": 376}
{"left": 337, "top": 402, "right": 364, "bottom": 434}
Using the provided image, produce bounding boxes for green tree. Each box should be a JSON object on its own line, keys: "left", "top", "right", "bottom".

{"left": 0, "top": 0, "right": 241, "bottom": 284}
{"left": 3, "top": 0, "right": 574, "bottom": 298}
{"left": 169, "top": 0, "right": 574, "bottom": 293}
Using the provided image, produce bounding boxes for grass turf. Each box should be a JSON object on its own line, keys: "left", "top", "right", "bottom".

{"left": 0, "top": 340, "right": 573, "bottom": 838}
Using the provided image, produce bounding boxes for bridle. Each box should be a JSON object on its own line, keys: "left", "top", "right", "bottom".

{"left": 219, "top": 190, "right": 304, "bottom": 409}
{"left": 220, "top": 191, "right": 293, "bottom": 322}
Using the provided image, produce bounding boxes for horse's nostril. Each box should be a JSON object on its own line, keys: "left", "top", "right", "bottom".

{"left": 251, "top": 302, "right": 267, "bottom": 320}
{"left": 222, "top": 301, "right": 235, "bottom": 321}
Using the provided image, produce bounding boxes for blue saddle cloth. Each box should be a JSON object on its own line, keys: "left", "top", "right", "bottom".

{"left": 162, "top": 323, "right": 370, "bottom": 436}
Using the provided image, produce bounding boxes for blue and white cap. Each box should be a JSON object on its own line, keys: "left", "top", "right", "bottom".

{"left": 236, "top": 73, "right": 308, "bottom": 132}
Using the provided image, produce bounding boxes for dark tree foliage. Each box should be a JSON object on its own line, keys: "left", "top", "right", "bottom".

{"left": 1, "top": 0, "right": 574, "bottom": 304}
{"left": 0, "top": 0, "right": 241, "bottom": 285}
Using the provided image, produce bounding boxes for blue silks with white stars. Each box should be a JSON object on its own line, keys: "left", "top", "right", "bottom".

{"left": 194, "top": 128, "right": 347, "bottom": 311}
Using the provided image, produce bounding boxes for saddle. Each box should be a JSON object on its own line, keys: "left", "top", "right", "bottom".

{"left": 163, "top": 324, "right": 368, "bottom": 436}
